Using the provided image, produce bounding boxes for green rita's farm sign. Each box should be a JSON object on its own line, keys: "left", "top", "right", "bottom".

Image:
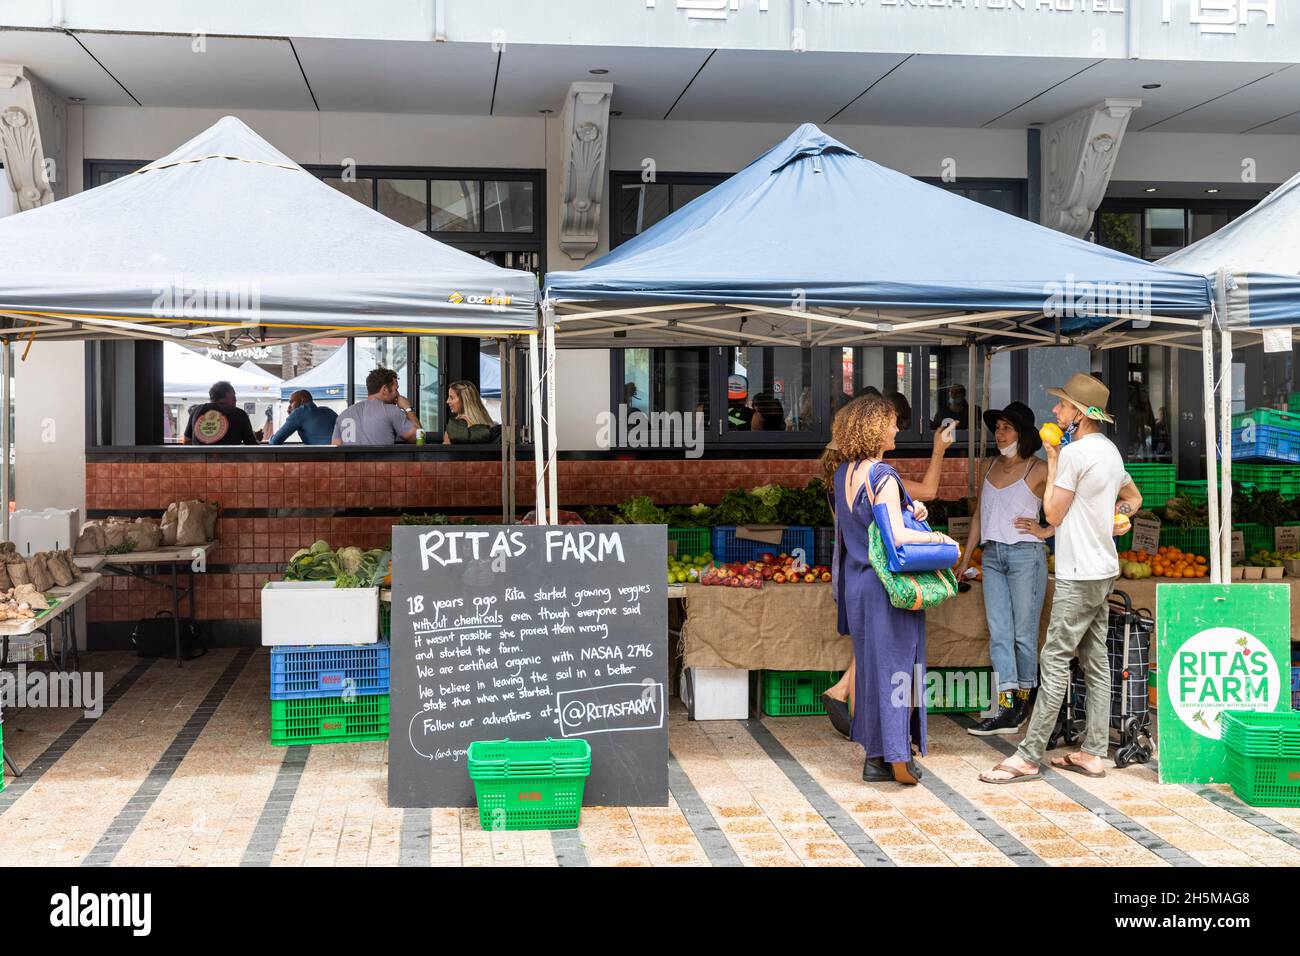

{"left": 1157, "top": 584, "right": 1291, "bottom": 785}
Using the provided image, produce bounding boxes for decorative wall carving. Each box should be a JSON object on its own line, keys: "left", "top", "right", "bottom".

{"left": 1041, "top": 98, "right": 1140, "bottom": 239}
{"left": 0, "top": 64, "right": 65, "bottom": 212}
{"left": 559, "top": 82, "right": 613, "bottom": 261}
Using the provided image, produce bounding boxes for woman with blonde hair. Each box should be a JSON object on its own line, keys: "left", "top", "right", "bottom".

{"left": 832, "top": 394, "right": 959, "bottom": 785}
{"left": 821, "top": 408, "right": 952, "bottom": 738}
{"left": 442, "top": 380, "right": 496, "bottom": 444}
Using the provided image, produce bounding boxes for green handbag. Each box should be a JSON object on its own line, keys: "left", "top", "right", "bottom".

{"left": 868, "top": 522, "right": 958, "bottom": 611}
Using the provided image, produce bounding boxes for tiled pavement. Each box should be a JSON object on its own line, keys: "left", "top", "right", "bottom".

{"left": 2, "top": 649, "right": 1299, "bottom": 867}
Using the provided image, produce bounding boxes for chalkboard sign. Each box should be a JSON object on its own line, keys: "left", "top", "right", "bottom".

{"left": 388, "top": 525, "right": 669, "bottom": 809}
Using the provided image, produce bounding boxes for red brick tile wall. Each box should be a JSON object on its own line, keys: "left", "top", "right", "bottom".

{"left": 84, "top": 454, "right": 974, "bottom": 626}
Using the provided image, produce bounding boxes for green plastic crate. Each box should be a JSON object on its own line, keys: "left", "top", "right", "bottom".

{"left": 1289, "top": 393, "right": 1300, "bottom": 414}
{"left": 1221, "top": 710, "right": 1300, "bottom": 758}
{"left": 761, "top": 670, "right": 842, "bottom": 717}
{"left": 1160, "top": 526, "right": 1210, "bottom": 557}
{"left": 667, "top": 527, "right": 711, "bottom": 560}
{"left": 1231, "top": 407, "right": 1300, "bottom": 432}
{"left": 269, "top": 694, "right": 390, "bottom": 746}
{"left": 1234, "top": 523, "right": 1273, "bottom": 556}
{"left": 1233, "top": 464, "right": 1300, "bottom": 497}
{"left": 1124, "top": 463, "right": 1175, "bottom": 503}
{"left": 1224, "top": 747, "right": 1300, "bottom": 807}
{"left": 468, "top": 738, "right": 591, "bottom": 831}
{"left": 926, "top": 666, "right": 993, "bottom": 714}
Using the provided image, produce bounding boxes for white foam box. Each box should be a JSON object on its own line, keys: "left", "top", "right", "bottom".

{"left": 683, "top": 667, "right": 750, "bottom": 720}
{"left": 10, "top": 508, "right": 79, "bottom": 554}
{"left": 261, "top": 582, "right": 379, "bottom": 646}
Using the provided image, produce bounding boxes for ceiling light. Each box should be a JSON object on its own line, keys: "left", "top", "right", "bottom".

{"left": 1205, "top": 188, "right": 1220, "bottom": 194}
{"left": 589, "top": 68, "right": 609, "bottom": 75}
{"left": 1142, "top": 83, "right": 1162, "bottom": 90}
{"left": 1144, "top": 187, "right": 1158, "bottom": 193}
{"left": 68, "top": 96, "right": 85, "bottom": 103}
{"left": 610, "top": 110, "right": 622, "bottom": 117}
{"left": 1029, "top": 122, "right": 1043, "bottom": 127}
{"left": 538, "top": 108, "right": 553, "bottom": 115}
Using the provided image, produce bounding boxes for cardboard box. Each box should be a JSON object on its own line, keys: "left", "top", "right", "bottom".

{"left": 683, "top": 667, "right": 749, "bottom": 720}
{"left": 261, "top": 582, "right": 379, "bottom": 646}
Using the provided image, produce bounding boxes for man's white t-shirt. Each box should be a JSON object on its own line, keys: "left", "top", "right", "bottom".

{"left": 1053, "top": 432, "right": 1133, "bottom": 581}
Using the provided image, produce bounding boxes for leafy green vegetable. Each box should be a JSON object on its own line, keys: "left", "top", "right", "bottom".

{"left": 619, "top": 496, "right": 668, "bottom": 525}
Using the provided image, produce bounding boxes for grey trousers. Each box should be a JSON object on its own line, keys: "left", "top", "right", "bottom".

{"left": 1015, "top": 576, "right": 1116, "bottom": 764}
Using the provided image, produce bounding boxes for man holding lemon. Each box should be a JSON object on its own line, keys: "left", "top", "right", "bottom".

{"left": 980, "top": 373, "right": 1143, "bottom": 783}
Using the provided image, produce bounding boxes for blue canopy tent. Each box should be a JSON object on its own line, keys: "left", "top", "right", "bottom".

{"left": 1157, "top": 167, "right": 1300, "bottom": 579}
{"left": 540, "top": 124, "right": 1217, "bottom": 542}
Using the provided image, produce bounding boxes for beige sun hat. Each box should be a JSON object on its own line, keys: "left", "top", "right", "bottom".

{"left": 1046, "top": 372, "right": 1115, "bottom": 424}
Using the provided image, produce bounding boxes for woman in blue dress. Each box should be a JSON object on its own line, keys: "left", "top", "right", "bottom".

{"left": 832, "top": 394, "right": 959, "bottom": 785}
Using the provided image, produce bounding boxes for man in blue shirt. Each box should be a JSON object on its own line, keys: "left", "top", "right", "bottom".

{"left": 269, "top": 389, "right": 338, "bottom": 445}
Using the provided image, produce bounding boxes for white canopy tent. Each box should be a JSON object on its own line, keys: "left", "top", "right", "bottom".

{"left": 1161, "top": 167, "right": 1300, "bottom": 582}
{"left": 164, "top": 343, "right": 282, "bottom": 402}
{"left": 0, "top": 116, "right": 545, "bottom": 533}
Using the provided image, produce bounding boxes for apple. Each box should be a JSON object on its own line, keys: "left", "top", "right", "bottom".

{"left": 804, "top": 573, "right": 816, "bottom": 583}
{"left": 820, "top": 571, "right": 832, "bottom": 583}
{"left": 773, "top": 571, "right": 786, "bottom": 584}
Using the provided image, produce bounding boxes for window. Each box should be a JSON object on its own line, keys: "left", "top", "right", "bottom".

{"left": 323, "top": 177, "right": 373, "bottom": 206}
{"left": 378, "top": 179, "right": 428, "bottom": 230}
{"left": 837, "top": 346, "right": 919, "bottom": 440}
{"left": 619, "top": 348, "right": 709, "bottom": 421}
{"left": 1123, "top": 345, "right": 1172, "bottom": 462}
{"left": 417, "top": 338, "right": 441, "bottom": 433}
{"left": 725, "top": 347, "right": 812, "bottom": 434}
{"left": 430, "top": 179, "right": 479, "bottom": 232}
{"left": 609, "top": 172, "right": 730, "bottom": 247}
{"left": 483, "top": 181, "right": 535, "bottom": 233}
{"left": 1096, "top": 201, "right": 1252, "bottom": 261}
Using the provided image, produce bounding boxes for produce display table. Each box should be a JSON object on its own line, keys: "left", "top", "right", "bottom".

{"left": 677, "top": 576, "right": 1300, "bottom": 674}
{"left": 0, "top": 571, "right": 102, "bottom": 779}
{"left": 102, "top": 542, "right": 216, "bottom": 667}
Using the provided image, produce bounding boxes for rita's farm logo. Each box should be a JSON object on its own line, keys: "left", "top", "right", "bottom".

{"left": 1168, "top": 627, "right": 1281, "bottom": 739}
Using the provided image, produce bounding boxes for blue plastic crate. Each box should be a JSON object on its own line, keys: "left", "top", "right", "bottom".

{"left": 711, "top": 526, "right": 815, "bottom": 565}
{"left": 270, "top": 643, "right": 391, "bottom": 700}
{"left": 1232, "top": 425, "right": 1300, "bottom": 464}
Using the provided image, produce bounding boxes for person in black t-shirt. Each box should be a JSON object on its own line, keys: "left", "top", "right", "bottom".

{"left": 183, "top": 381, "right": 260, "bottom": 446}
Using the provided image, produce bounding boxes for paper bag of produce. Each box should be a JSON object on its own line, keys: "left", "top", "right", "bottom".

{"left": 160, "top": 502, "right": 179, "bottom": 546}
{"left": 62, "top": 548, "right": 82, "bottom": 580}
{"left": 127, "top": 517, "right": 162, "bottom": 552}
{"left": 0, "top": 561, "right": 12, "bottom": 591}
{"left": 102, "top": 518, "right": 131, "bottom": 550}
{"left": 46, "top": 550, "right": 75, "bottom": 587}
{"left": 75, "top": 522, "right": 106, "bottom": 554}
{"left": 177, "top": 500, "right": 210, "bottom": 546}
{"left": 27, "top": 553, "right": 55, "bottom": 593}
{"left": 5, "top": 553, "right": 31, "bottom": 587}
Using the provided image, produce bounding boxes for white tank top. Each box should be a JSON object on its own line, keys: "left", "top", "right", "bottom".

{"left": 980, "top": 459, "right": 1042, "bottom": 546}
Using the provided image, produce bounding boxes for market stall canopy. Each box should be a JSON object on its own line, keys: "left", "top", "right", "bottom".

{"left": 278, "top": 345, "right": 407, "bottom": 401}
{"left": 238, "top": 359, "right": 282, "bottom": 383}
{"left": 0, "top": 116, "right": 538, "bottom": 344}
{"left": 1160, "top": 168, "right": 1300, "bottom": 331}
{"left": 163, "top": 342, "right": 281, "bottom": 402}
{"left": 544, "top": 124, "right": 1213, "bottom": 350}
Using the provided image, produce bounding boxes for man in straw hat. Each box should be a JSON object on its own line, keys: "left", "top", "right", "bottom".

{"left": 980, "top": 373, "right": 1143, "bottom": 783}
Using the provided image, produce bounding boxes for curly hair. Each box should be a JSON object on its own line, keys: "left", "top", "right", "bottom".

{"left": 832, "top": 393, "right": 896, "bottom": 462}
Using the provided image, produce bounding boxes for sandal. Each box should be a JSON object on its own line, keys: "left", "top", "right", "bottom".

{"left": 979, "top": 761, "right": 1042, "bottom": 785}
{"left": 1050, "top": 753, "right": 1106, "bottom": 778}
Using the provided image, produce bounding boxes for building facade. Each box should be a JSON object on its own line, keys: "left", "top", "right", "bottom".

{"left": 1, "top": 0, "right": 1298, "bottom": 640}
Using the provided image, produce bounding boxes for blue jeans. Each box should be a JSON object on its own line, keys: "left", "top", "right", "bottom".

{"left": 980, "top": 540, "right": 1048, "bottom": 692}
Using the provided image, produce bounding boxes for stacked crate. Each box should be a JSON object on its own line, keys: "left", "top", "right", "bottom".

{"left": 269, "top": 643, "right": 391, "bottom": 745}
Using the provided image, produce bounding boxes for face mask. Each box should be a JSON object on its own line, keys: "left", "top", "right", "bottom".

{"left": 999, "top": 440, "right": 1019, "bottom": 458}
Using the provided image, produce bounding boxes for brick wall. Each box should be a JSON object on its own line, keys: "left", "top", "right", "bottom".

{"left": 84, "top": 454, "right": 974, "bottom": 634}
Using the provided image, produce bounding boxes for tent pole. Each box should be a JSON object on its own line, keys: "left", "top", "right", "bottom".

{"left": 967, "top": 341, "right": 976, "bottom": 498}
{"left": 1217, "top": 270, "right": 1233, "bottom": 579}
{"left": 500, "top": 338, "right": 509, "bottom": 525}
{"left": 506, "top": 341, "right": 517, "bottom": 524}
{"left": 1201, "top": 318, "right": 1221, "bottom": 584}
{"left": 980, "top": 347, "right": 991, "bottom": 485}
{"left": 1, "top": 338, "right": 9, "bottom": 541}
{"left": 545, "top": 309, "right": 559, "bottom": 526}
{"left": 529, "top": 329, "right": 546, "bottom": 525}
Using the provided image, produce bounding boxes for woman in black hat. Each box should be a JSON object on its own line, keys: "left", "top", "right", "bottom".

{"left": 956, "top": 401, "right": 1053, "bottom": 736}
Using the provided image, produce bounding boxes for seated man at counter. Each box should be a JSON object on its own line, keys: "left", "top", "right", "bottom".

{"left": 182, "top": 380, "right": 260, "bottom": 446}
{"left": 270, "top": 389, "right": 338, "bottom": 445}
{"left": 332, "top": 367, "right": 423, "bottom": 445}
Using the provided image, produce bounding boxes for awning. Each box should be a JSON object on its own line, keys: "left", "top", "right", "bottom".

{"left": 544, "top": 124, "right": 1213, "bottom": 350}
{"left": 0, "top": 116, "right": 538, "bottom": 344}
